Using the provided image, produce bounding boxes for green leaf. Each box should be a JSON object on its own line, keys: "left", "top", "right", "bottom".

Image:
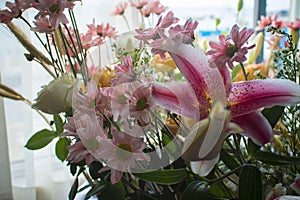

{"left": 220, "top": 149, "right": 240, "bottom": 173}
{"left": 54, "top": 114, "right": 64, "bottom": 135}
{"left": 85, "top": 182, "right": 105, "bottom": 200}
{"left": 55, "top": 137, "right": 70, "bottom": 162}
{"left": 215, "top": 18, "right": 221, "bottom": 27}
{"left": 134, "top": 169, "right": 187, "bottom": 185}
{"left": 254, "top": 151, "right": 300, "bottom": 165}
{"left": 181, "top": 181, "right": 210, "bottom": 200}
{"left": 231, "top": 64, "right": 241, "bottom": 81}
{"left": 210, "top": 182, "right": 235, "bottom": 199}
{"left": 99, "top": 182, "right": 125, "bottom": 200}
{"left": 174, "top": 72, "right": 184, "bottom": 81}
{"left": 162, "top": 133, "right": 176, "bottom": 154}
{"left": 237, "top": 0, "right": 243, "bottom": 12}
{"left": 25, "top": 129, "right": 56, "bottom": 150}
{"left": 262, "top": 106, "right": 284, "bottom": 128}
{"left": 239, "top": 164, "right": 262, "bottom": 200}
{"left": 247, "top": 138, "right": 261, "bottom": 160}
{"left": 69, "top": 178, "right": 78, "bottom": 200}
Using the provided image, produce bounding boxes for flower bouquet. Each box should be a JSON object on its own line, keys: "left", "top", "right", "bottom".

{"left": 1, "top": 0, "right": 300, "bottom": 199}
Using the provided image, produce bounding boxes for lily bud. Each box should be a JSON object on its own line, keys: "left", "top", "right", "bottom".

{"left": 32, "top": 74, "right": 80, "bottom": 114}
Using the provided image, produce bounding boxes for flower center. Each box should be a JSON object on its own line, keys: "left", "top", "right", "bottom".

{"left": 226, "top": 45, "right": 238, "bottom": 57}
{"left": 116, "top": 143, "right": 132, "bottom": 160}
{"left": 118, "top": 94, "right": 127, "bottom": 104}
{"left": 85, "top": 138, "right": 99, "bottom": 151}
{"left": 136, "top": 97, "right": 148, "bottom": 111}
{"left": 49, "top": 4, "right": 60, "bottom": 13}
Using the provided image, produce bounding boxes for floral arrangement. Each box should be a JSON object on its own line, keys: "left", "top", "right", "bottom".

{"left": 1, "top": 0, "right": 300, "bottom": 199}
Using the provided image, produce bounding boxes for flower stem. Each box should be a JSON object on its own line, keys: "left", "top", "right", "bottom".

{"left": 240, "top": 62, "right": 248, "bottom": 81}
{"left": 122, "top": 15, "right": 131, "bottom": 31}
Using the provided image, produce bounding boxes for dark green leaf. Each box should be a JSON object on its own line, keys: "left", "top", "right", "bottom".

{"left": 134, "top": 169, "right": 187, "bottom": 185}
{"left": 89, "top": 162, "right": 104, "bottom": 179}
{"left": 254, "top": 151, "right": 300, "bottom": 165}
{"left": 69, "top": 178, "right": 78, "bottom": 200}
{"left": 99, "top": 182, "right": 125, "bottom": 200}
{"left": 262, "top": 106, "right": 284, "bottom": 128}
{"left": 85, "top": 182, "right": 105, "bottom": 200}
{"left": 247, "top": 138, "right": 261, "bottom": 159}
{"left": 210, "top": 182, "right": 235, "bottom": 199}
{"left": 54, "top": 114, "right": 64, "bottom": 135}
{"left": 55, "top": 137, "right": 70, "bottom": 162}
{"left": 237, "top": 0, "right": 243, "bottom": 12}
{"left": 181, "top": 181, "right": 210, "bottom": 200}
{"left": 239, "top": 164, "right": 262, "bottom": 200}
{"left": 220, "top": 149, "right": 240, "bottom": 174}
{"left": 25, "top": 129, "right": 56, "bottom": 150}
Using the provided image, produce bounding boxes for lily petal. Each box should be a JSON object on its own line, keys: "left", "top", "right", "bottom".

{"left": 190, "top": 155, "right": 220, "bottom": 177}
{"left": 152, "top": 82, "right": 201, "bottom": 119}
{"left": 229, "top": 79, "right": 300, "bottom": 117}
{"left": 156, "top": 40, "right": 226, "bottom": 106}
{"left": 232, "top": 111, "right": 272, "bottom": 145}
{"left": 182, "top": 102, "right": 229, "bottom": 161}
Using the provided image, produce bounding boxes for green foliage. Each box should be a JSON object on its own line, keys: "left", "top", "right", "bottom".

{"left": 55, "top": 137, "right": 70, "bottom": 162}
{"left": 239, "top": 164, "right": 262, "bottom": 200}
{"left": 134, "top": 169, "right": 187, "bottom": 185}
{"left": 181, "top": 181, "right": 210, "bottom": 200}
{"left": 254, "top": 151, "right": 300, "bottom": 165}
{"left": 25, "top": 129, "right": 56, "bottom": 150}
{"left": 54, "top": 114, "right": 64, "bottom": 135}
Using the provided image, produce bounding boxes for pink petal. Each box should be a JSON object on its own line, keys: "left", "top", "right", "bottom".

{"left": 157, "top": 41, "right": 227, "bottom": 106}
{"left": 232, "top": 111, "right": 272, "bottom": 145}
{"left": 229, "top": 79, "right": 300, "bottom": 117}
{"left": 152, "top": 82, "right": 201, "bottom": 119}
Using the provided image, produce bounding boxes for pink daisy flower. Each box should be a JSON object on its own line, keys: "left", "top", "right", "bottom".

{"left": 98, "top": 127, "right": 148, "bottom": 184}
{"left": 129, "top": 0, "right": 148, "bottom": 9}
{"left": 129, "top": 83, "right": 155, "bottom": 125}
{"left": 0, "top": 0, "right": 36, "bottom": 24}
{"left": 206, "top": 24, "right": 255, "bottom": 69}
{"left": 111, "top": 2, "right": 128, "bottom": 16}
{"left": 141, "top": 0, "right": 166, "bottom": 17}
{"left": 110, "top": 82, "right": 132, "bottom": 122}
{"left": 256, "top": 14, "right": 278, "bottom": 30}
{"left": 87, "top": 21, "right": 118, "bottom": 40}
{"left": 30, "top": 16, "right": 56, "bottom": 33}
{"left": 111, "top": 55, "right": 137, "bottom": 86}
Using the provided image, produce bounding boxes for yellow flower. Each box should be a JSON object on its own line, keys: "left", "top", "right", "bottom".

{"left": 151, "top": 53, "right": 177, "bottom": 72}
{"left": 234, "top": 63, "right": 273, "bottom": 81}
{"left": 92, "top": 68, "right": 115, "bottom": 88}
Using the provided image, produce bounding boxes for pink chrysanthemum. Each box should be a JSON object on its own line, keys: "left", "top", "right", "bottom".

{"left": 129, "top": 83, "right": 155, "bottom": 125}
{"left": 206, "top": 24, "right": 255, "bottom": 69}
{"left": 98, "top": 127, "right": 148, "bottom": 184}
{"left": 111, "top": 56, "right": 137, "bottom": 86}
{"left": 87, "top": 21, "right": 118, "bottom": 40}
{"left": 129, "top": 0, "right": 148, "bottom": 9}
{"left": 110, "top": 82, "right": 132, "bottom": 122}
{"left": 111, "top": 2, "right": 128, "bottom": 16}
{"left": 256, "top": 14, "right": 279, "bottom": 30}
{"left": 141, "top": 0, "right": 166, "bottom": 17}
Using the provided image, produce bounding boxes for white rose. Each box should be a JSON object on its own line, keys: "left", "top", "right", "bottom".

{"left": 32, "top": 74, "right": 80, "bottom": 114}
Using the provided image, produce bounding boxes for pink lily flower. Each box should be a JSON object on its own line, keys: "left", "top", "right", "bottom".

{"left": 151, "top": 39, "right": 300, "bottom": 154}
